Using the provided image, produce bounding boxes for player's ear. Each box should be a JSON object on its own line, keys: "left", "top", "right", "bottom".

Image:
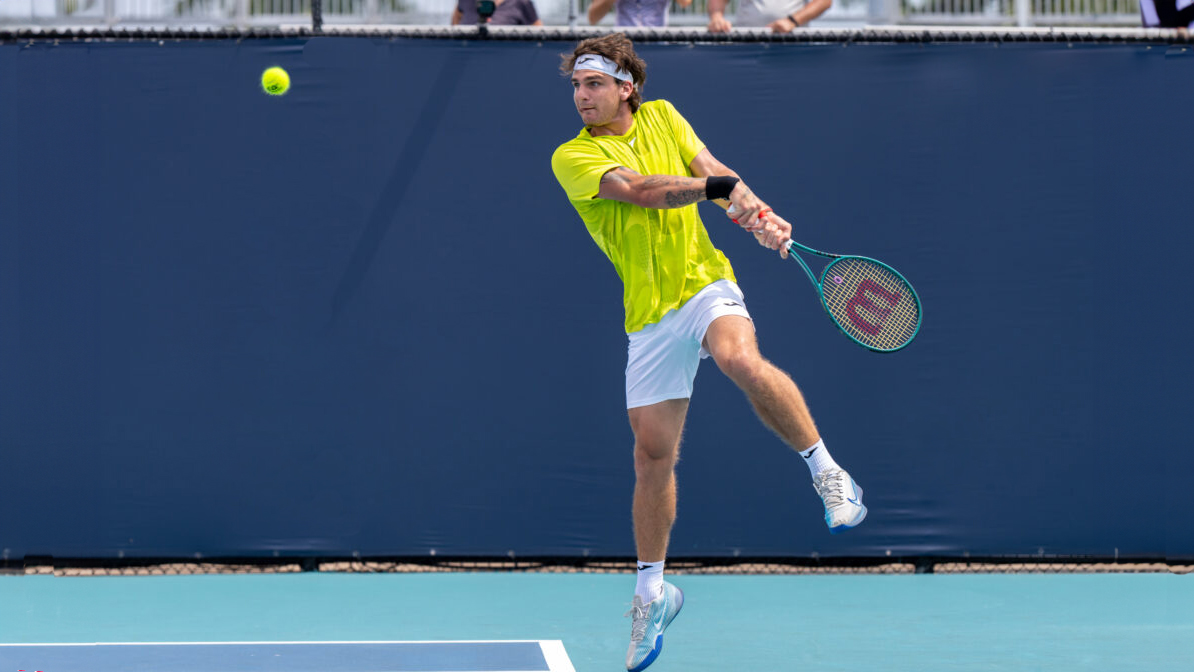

{"left": 621, "top": 81, "right": 634, "bottom": 101}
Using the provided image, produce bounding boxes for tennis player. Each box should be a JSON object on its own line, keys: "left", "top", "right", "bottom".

{"left": 551, "top": 34, "right": 866, "bottom": 672}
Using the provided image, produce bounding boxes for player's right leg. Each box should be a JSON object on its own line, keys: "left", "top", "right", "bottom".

{"left": 702, "top": 314, "right": 867, "bottom": 533}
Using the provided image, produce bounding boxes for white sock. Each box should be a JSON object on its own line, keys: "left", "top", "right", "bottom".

{"left": 798, "top": 439, "right": 840, "bottom": 478}
{"left": 635, "top": 560, "right": 665, "bottom": 603}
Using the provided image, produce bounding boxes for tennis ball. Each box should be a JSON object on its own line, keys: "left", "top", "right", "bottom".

{"left": 261, "top": 66, "right": 290, "bottom": 96}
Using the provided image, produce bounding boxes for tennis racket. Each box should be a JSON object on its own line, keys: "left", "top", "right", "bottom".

{"left": 782, "top": 238, "right": 922, "bottom": 352}
{"left": 729, "top": 206, "right": 922, "bottom": 352}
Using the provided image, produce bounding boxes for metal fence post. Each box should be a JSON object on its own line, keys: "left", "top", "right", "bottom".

{"left": 868, "top": 0, "right": 899, "bottom": 24}
{"left": 569, "top": 0, "right": 578, "bottom": 29}
{"left": 867, "top": 0, "right": 883, "bottom": 23}
{"left": 1015, "top": 0, "right": 1031, "bottom": 25}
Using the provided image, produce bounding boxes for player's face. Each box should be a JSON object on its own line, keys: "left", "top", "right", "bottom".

{"left": 571, "top": 71, "right": 628, "bottom": 127}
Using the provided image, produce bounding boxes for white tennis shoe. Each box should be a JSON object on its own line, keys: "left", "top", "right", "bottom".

{"left": 625, "top": 581, "right": 684, "bottom": 672}
{"left": 815, "top": 468, "right": 867, "bottom": 533}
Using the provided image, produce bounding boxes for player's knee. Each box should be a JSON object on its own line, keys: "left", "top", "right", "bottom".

{"left": 714, "top": 348, "right": 765, "bottom": 385}
{"left": 633, "top": 439, "right": 677, "bottom": 474}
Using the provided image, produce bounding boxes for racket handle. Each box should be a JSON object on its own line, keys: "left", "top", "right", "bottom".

{"left": 727, "top": 203, "right": 766, "bottom": 229}
{"left": 782, "top": 239, "right": 797, "bottom": 259}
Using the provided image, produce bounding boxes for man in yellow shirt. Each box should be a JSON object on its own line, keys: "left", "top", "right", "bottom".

{"left": 551, "top": 34, "right": 866, "bottom": 672}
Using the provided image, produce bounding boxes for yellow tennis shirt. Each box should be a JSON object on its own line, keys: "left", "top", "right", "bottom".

{"left": 551, "top": 99, "right": 737, "bottom": 334}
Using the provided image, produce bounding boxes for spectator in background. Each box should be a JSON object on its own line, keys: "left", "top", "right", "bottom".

{"left": 1139, "top": 0, "right": 1193, "bottom": 32}
{"left": 452, "top": 0, "right": 543, "bottom": 25}
{"left": 708, "top": 0, "right": 831, "bottom": 32}
{"left": 588, "top": 0, "right": 693, "bottom": 26}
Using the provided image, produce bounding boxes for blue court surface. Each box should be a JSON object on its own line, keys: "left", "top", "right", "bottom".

{"left": 2, "top": 572, "right": 1191, "bottom": 671}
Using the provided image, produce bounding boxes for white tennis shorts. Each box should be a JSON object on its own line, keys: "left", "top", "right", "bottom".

{"left": 625, "top": 279, "right": 753, "bottom": 409}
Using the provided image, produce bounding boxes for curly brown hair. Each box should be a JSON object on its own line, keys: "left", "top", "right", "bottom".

{"left": 560, "top": 33, "right": 647, "bottom": 113}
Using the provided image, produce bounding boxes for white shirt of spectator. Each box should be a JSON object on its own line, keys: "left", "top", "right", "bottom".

{"left": 735, "top": 0, "right": 810, "bottom": 27}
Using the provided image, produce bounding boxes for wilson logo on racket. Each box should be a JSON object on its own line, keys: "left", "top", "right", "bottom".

{"left": 844, "top": 279, "right": 903, "bottom": 336}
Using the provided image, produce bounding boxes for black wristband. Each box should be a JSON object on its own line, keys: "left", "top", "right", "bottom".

{"left": 705, "top": 176, "right": 740, "bottom": 201}
{"left": 788, "top": 13, "right": 801, "bottom": 26}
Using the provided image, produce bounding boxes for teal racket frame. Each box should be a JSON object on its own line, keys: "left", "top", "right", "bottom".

{"left": 785, "top": 239, "right": 923, "bottom": 353}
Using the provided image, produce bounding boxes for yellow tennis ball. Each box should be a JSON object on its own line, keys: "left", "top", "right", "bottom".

{"left": 261, "top": 67, "right": 290, "bottom": 96}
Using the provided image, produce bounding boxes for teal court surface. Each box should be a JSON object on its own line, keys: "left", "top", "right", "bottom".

{"left": 0, "top": 641, "right": 573, "bottom": 671}
{"left": 2, "top": 571, "right": 1191, "bottom": 671}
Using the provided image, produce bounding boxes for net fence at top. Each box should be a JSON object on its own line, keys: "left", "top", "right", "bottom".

{"left": 1, "top": 24, "right": 1192, "bottom": 43}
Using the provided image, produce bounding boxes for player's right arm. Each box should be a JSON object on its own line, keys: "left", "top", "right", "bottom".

{"left": 596, "top": 167, "right": 712, "bottom": 210}
{"left": 552, "top": 141, "right": 735, "bottom": 212}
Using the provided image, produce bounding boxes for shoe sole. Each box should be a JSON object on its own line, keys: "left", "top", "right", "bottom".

{"left": 627, "top": 586, "right": 684, "bottom": 672}
{"left": 829, "top": 503, "right": 867, "bottom": 534}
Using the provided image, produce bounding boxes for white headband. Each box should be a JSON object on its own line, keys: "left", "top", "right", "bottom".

{"left": 573, "top": 53, "right": 635, "bottom": 84}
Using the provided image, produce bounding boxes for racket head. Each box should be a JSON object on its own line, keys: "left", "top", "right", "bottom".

{"left": 818, "top": 256, "right": 922, "bottom": 352}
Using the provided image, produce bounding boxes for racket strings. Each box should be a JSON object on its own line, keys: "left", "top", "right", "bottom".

{"left": 820, "top": 257, "right": 920, "bottom": 351}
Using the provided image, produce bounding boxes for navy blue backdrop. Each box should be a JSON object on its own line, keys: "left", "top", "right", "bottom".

{"left": 1, "top": 37, "right": 1191, "bottom": 560}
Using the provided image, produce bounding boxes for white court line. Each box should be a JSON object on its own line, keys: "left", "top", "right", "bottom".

{"left": 0, "top": 640, "right": 550, "bottom": 646}
{"left": 538, "top": 640, "right": 576, "bottom": 672}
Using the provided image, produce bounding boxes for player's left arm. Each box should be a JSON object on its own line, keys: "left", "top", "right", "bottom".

{"left": 688, "top": 148, "right": 789, "bottom": 253}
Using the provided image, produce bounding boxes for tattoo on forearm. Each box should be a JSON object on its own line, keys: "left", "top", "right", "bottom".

{"left": 665, "top": 189, "right": 705, "bottom": 208}
{"left": 641, "top": 175, "right": 705, "bottom": 208}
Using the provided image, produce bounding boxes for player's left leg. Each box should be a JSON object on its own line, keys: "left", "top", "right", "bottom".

{"left": 702, "top": 315, "right": 867, "bottom": 532}
{"left": 624, "top": 399, "right": 687, "bottom": 672}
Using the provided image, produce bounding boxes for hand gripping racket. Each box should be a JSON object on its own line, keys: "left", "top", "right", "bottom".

{"left": 730, "top": 206, "right": 922, "bottom": 352}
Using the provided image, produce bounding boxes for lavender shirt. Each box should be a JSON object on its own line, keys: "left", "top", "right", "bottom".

{"left": 616, "top": 0, "right": 670, "bottom": 26}
{"left": 456, "top": 0, "right": 539, "bottom": 25}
